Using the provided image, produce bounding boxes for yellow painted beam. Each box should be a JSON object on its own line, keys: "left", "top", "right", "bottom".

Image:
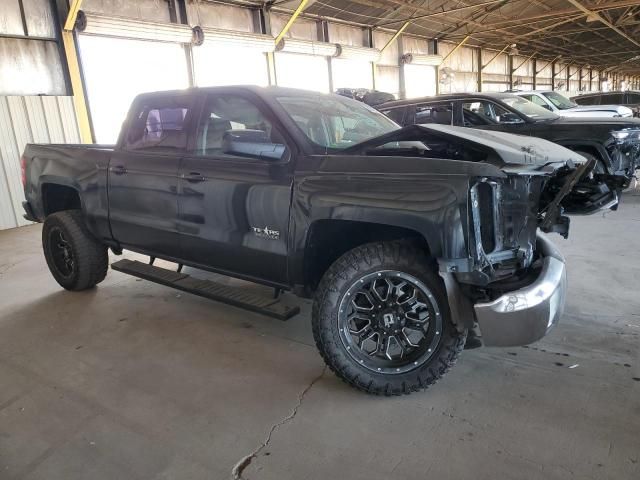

{"left": 62, "top": 31, "right": 92, "bottom": 143}
{"left": 64, "top": 0, "right": 84, "bottom": 31}
{"left": 274, "top": 0, "right": 311, "bottom": 46}
{"left": 482, "top": 44, "right": 510, "bottom": 71}
{"left": 441, "top": 35, "right": 470, "bottom": 64}
{"left": 379, "top": 21, "right": 410, "bottom": 54}
{"left": 513, "top": 51, "right": 537, "bottom": 73}
{"left": 61, "top": 0, "right": 92, "bottom": 143}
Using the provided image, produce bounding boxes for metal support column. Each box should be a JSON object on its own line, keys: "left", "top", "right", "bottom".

{"left": 61, "top": 0, "right": 92, "bottom": 143}
{"left": 532, "top": 58, "right": 537, "bottom": 90}
{"left": 476, "top": 48, "right": 482, "bottom": 92}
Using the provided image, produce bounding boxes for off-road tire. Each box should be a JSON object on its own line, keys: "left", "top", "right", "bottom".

{"left": 42, "top": 209, "right": 108, "bottom": 291}
{"left": 312, "top": 240, "right": 467, "bottom": 395}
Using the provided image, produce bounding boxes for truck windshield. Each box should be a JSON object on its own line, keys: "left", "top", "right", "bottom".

{"left": 501, "top": 96, "right": 559, "bottom": 121}
{"left": 543, "top": 91, "right": 578, "bottom": 110}
{"left": 276, "top": 94, "right": 399, "bottom": 150}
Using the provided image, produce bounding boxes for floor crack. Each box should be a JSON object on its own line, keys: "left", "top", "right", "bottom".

{"left": 231, "top": 366, "right": 326, "bottom": 480}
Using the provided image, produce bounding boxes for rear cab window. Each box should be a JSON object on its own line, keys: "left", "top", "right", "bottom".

{"left": 124, "top": 95, "right": 193, "bottom": 152}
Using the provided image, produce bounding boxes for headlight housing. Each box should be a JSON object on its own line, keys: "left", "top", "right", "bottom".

{"left": 611, "top": 128, "right": 640, "bottom": 144}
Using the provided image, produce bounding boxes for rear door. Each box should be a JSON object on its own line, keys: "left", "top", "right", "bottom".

{"left": 108, "top": 94, "right": 195, "bottom": 257}
{"left": 177, "top": 90, "right": 294, "bottom": 285}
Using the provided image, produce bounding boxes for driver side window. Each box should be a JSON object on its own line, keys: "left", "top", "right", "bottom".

{"left": 462, "top": 100, "right": 520, "bottom": 124}
{"left": 193, "top": 94, "right": 287, "bottom": 161}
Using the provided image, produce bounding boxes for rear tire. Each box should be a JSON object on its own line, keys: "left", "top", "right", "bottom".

{"left": 312, "top": 240, "right": 466, "bottom": 395}
{"left": 42, "top": 210, "right": 108, "bottom": 291}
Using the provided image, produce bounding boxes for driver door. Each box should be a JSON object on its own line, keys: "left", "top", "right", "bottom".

{"left": 177, "top": 91, "right": 294, "bottom": 285}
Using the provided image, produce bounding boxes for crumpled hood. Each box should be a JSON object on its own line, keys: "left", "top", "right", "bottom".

{"left": 419, "top": 124, "right": 586, "bottom": 172}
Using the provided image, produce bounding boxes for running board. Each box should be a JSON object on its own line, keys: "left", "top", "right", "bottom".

{"left": 111, "top": 259, "right": 299, "bottom": 320}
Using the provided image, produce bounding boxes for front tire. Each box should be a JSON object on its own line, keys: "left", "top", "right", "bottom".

{"left": 42, "top": 210, "right": 108, "bottom": 291}
{"left": 312, "top": 240, "right": 466, "bottom": 395}
{"left": 575, "top": 150, "right": 606, "bottom": 175}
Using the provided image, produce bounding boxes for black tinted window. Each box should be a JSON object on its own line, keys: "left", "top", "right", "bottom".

{"left": 380, "top": 107, "right": 405, "bottom": 124}
{"left": 625, "top": 93, "right": 640, "bottom": 103}
{"left": 573, "top": 95, "right": 597, "bottom": 105}
{"left": 600, "top": 93, "right": 624, "bottom": 103}
{"left": 415, "top": 103, "right": 454, "bottom": 125}
{"left": 125, "top": 98, "right": 190, "bottom": 151}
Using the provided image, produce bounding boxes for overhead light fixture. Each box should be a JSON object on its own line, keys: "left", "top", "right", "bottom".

{"left": 401, "top": 53, "right": 443, "bottom": 66}
{"left": 335, "top": 45, "right": 381, "bottom": 63}
{"left": 275, "top": 38, "right": 338, "bottom": 57}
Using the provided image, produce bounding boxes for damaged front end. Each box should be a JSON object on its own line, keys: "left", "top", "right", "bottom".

{"left": 347, "top": 123, "right": 620, "bottom": 346}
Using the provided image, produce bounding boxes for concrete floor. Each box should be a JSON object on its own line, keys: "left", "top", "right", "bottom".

{"left": 1, "top": 193, "right": 639, "bottom": 480}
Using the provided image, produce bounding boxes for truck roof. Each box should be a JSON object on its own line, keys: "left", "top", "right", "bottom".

{"left": 378, "top": 92, "right": 517, "bottom": 109}
{"left": 133, "top": 85, "right": 336, "bottom": 102}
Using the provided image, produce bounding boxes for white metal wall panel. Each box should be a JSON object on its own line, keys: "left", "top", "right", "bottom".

{"left": 0, "top": 97, "right": 23, "bottom": 229}
{"left": 186, "top": 2, "right": 253, "bottom": 32}
{"left": 373, "top": 31, "right": 398, "bottom": 66}
{"left": 22, "top": 0, "right": 56, "bottom": 38}
{"left": 402, "top": 36, "right": 429, "bottom": 55}
{"left": 0, "top": 0, "right": 24, "bottom": 35}
{"left": 0, "top": 38, "right": 66, "bottom": 95}
{"left": 58, "top": 97, "right": 81, "bottom": 143}
{"left": 271, "top": 13, "right": 317, "bottom": 40}
{"left": 23, "top": 96, "right": 50, "bottom": 143}
{"left": 83, "top": 0, "right": 172, "bottom": 23}
{"left": 42, "top": 97, "right": 66, "bottom": 143}
{"left": 0, "top": 96, "right": 79, "bottom": 230}
{"left": 328, "top": 23, "right": 364, "bottom": 46}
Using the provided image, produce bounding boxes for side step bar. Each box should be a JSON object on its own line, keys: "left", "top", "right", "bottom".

{"left": 111, "top": 259, "right": 300, "bottom": 321}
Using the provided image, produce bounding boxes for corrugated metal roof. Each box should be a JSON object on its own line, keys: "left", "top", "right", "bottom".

{"left": 255, "top": 0, "right": 640, "bottom": 74}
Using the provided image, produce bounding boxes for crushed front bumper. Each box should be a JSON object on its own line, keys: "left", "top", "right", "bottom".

{"left": 474, "top": 233, "right": 567, "bottom": 347}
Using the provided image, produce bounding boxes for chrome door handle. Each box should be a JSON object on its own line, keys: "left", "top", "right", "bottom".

{"left": 112, "top": 165, "right": 127, "bottom": 175}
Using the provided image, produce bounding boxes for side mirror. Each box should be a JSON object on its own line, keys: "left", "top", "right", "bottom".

{"left": 498, "top": 112, "right": 524, "bottom": 124}
{"left": 222, "top": 129, "right": 286, "bottom": 161}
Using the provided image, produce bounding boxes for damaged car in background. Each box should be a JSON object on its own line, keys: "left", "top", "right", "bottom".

{"left": 21, "top": 87, "right": 619, "bottom": 395}
{"left": 378, "top": 92, "right": 640, "bottom": 191}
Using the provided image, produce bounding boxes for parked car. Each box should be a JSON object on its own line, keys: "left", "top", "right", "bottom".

{"left": 22, "top": 86, "right": 617, "bottom": 395}
{"left": 571, "top": 91, "right": 640, "bottom": 117}
{"left": 511, "top": 90, "right": 633, "bottom": 118}
{"left": 378, "top": 92, "right": 640, "bottom": 188}
{"left": 335, "top": 88, "right": 395, "bottom": 106}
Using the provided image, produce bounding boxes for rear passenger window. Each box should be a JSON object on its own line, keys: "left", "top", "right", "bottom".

{"left": 625, "top": 93, "right": 640, "bottom": 103}
{"left": 600, "top": 93, "right": 624, "bottom": 103}
{"left": 125, "top": 97, "right": 191, "bottom": 151}
{"left": 574, "top": 95, "right": 597, "bottom": 105}
{"left": 380, "top": 107, "right": 405, "bottom": 124}
{"left": 415, "top": 104, "right": 454, "bottom": 125}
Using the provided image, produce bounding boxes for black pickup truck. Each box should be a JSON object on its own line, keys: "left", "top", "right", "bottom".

{"left": 22, "top": 86, "right": 615, "bottom": 395}
{"left": 378, "top": 92, "right": 640, "bottom": 187}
